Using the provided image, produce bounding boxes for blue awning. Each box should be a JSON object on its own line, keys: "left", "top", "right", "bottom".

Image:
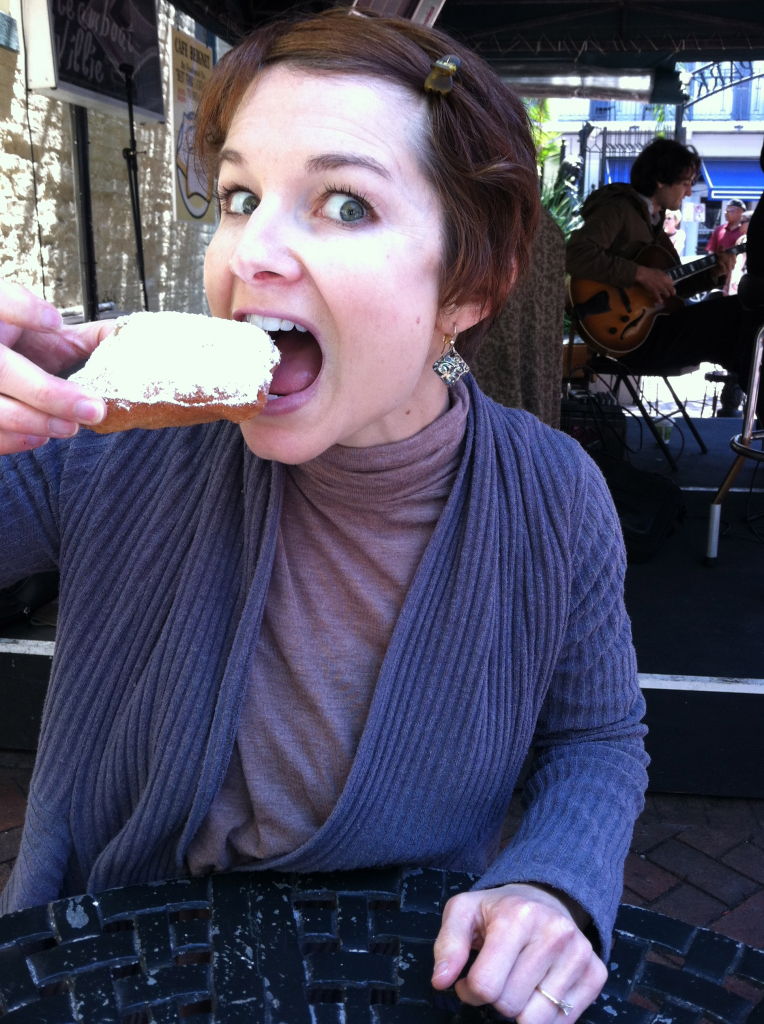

{"left": 604, "top": 156, "right": 634, "bottom": 185}
{"left": 701, "top": 159, "right": 764, "bottom": 201}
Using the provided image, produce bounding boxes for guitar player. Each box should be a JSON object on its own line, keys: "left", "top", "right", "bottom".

{"left": 566, "top": 137, "right": 761, "bottom": 419}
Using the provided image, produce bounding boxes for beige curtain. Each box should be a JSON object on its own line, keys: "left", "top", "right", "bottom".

{"left": 471, "top": 209, "right": 565, "bottom": 428}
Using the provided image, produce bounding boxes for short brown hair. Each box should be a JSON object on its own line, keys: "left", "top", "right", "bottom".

{"left": 194, "top": 7, "right": 540, "bottom": 360}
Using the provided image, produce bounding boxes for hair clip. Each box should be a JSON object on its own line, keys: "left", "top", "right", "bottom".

{"left": 424, "top": 54, "right": 461, "bottom": 95}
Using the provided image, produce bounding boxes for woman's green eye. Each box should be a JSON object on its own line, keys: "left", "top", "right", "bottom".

{"left": 229, "top": 191, "right": 259, "bottom": 215}
{"left": 325, "top": 194, "right": 367, "bottom": 223}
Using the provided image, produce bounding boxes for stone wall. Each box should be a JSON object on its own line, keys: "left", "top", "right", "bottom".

{"left": 0, "top": 0, "right": 214, "bottom": 316}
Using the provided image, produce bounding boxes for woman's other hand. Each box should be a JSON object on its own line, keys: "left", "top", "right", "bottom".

{"left": 432, "top": 882, "right": 607, "bottom": 1022}
{"left": 0, "top": 281, "right": 109, "bottom": 453}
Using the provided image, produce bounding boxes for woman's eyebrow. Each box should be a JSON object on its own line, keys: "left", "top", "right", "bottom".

{"left": 306, "top": 153, "right": 392, "bottom": 179}
{"left": 216, "top": 148, "right": 393, "bottom": 180}
{"left": 218, "top": 146, "right": 245, "bottom": 169}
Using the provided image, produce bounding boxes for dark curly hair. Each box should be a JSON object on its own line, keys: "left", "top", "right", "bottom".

{"left": 630, "top": 138, "right": 701, "bottom": 197}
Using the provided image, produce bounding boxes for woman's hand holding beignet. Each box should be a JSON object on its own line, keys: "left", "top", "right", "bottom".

{"left": 0, "top": 281, "right": 109, "bottom": 454}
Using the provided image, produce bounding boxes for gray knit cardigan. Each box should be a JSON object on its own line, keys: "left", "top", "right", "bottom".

{"left": 0, "top": 379, "right": 647, "bottom": 955}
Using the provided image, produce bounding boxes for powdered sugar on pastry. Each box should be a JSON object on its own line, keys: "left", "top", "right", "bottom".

{"left": 72, "top": 311, "right": 279, "bottom": 405}
{"left": 70, "top": 311, "right": 280, "bottom": 433}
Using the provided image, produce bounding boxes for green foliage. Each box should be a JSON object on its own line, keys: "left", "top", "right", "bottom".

{"left": 541, "top": 169, "right": 582, "bottom": 240}
{"left": 525, "top": 98, "right": 561, "bottom": 167}
{"left": 524, "top": 97, "right": 582, "bottom": 241}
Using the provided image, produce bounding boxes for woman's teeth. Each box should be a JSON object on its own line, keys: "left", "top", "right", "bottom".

{"left": 246, "top": 313, "right": 307, "bottom": 333}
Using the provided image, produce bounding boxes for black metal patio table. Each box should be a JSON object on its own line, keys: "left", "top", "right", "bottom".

{"left": 0, "top": 867, "right": 762, "bottom": 1022}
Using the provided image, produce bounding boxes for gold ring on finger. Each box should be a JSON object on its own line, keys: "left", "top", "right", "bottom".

{"left": 536, "top": 984, "right": 573, "bottom": 1016}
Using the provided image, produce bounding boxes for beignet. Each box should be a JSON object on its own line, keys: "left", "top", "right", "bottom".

{"left": 70, "top": 311, "right": 280, "bottom": 433}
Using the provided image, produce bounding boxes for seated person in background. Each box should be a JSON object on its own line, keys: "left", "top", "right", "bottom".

{"left": 707, "top": 198, "right": 748, "bottom": 295}
{"left": 727, "top": 215, "right": 751, "bottom": 297}
{"left": 567, "top": 138, "right": 761, "bottom": 419}
{"left": 663, "top": 208, "right": 686, "bottom": 256}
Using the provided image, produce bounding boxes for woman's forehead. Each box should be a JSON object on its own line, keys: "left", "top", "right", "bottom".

{"left": 224, "top": 66, "right": 430, "bottom": 168}
{"left": 230, "top": 65, "right": 421, "bottom": 133}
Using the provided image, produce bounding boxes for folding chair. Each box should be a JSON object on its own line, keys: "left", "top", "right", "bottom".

{"left": 584, "top": 352, "right": 708, "bottom": 472}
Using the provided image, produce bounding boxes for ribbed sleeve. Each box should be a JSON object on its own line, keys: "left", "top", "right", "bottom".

{"left": 1, "top": 424, "right": 280, "bottom": 911}
{"left": 0, "top": 441, "right": 63, "bottom": 583}
{"left": 477, "top": 456, "right": 648, "bottom": 957}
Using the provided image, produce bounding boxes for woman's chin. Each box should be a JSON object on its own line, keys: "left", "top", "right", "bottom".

{"left": 238, "top": 394, "right": 333, "bottom": 465}
{"left": 239, "top": 429, "right": 330, "bottom": 466}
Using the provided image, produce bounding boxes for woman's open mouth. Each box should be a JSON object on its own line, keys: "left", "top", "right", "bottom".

{"left": 245, "top": 314, "right": 322, "bottom": 398}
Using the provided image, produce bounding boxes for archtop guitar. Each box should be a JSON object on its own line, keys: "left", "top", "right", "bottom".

{"left": 568, "top": 242, "right": 745, "bottom": 355}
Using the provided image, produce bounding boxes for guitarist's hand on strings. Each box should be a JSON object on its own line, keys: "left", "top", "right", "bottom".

{"left": 715, "top": 251, "right": 736, "bottom": 281}
{"left": 633, "top": 264, "right": 676, "bottom": 305}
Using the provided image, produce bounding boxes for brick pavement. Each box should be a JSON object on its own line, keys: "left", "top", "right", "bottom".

{"left": 0, "top": 750, "right": 32, "bottom": 896}
{"left": 1, "top": 749, "right": 763, "bottom": 953}
{"left": 622, "top": 791, "right": 764, "bottom": 949}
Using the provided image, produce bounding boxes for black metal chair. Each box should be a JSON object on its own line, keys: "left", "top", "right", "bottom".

{"left": 585, "top": 352, "right": 708, "bottom": 472}
{"left": 0, "top": 867, "right": 762, "bottom": 1022}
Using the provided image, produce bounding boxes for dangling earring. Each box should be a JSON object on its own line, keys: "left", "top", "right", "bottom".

{"left": 432, "top": 334, "right": 470, "bottom": 386}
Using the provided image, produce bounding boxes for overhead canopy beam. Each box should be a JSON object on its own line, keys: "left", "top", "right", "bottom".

{"left": 169, "top": 0, "right": 764, "bottom": 63}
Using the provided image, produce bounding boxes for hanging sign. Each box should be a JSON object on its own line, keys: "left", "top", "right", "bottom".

{"left": 171, "top": 28, "right": 215, "bottom": 224}
{"left": 23, "top": 0, "right": 164, "bottom": 121}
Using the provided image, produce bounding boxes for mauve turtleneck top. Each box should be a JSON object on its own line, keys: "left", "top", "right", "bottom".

{"left": 188, "top": 387, "right": 468, "bottom": 871}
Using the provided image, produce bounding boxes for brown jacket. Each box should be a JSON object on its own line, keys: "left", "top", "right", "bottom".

{"left": 566, "top": 183, "right": 678, "bottom": 288}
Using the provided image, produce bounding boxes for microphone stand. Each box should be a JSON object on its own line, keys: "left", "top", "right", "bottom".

{"left": 120, "top": 63, "right": 149, "bottom": 311}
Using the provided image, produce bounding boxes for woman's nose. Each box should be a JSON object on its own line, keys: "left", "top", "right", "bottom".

{"left": 228, "top": 204, "right": 302, "bottom": 283}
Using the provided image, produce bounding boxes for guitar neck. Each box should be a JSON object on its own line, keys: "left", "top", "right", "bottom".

{"left": 667, "top": 242, "right": 746, "bottom": 285}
